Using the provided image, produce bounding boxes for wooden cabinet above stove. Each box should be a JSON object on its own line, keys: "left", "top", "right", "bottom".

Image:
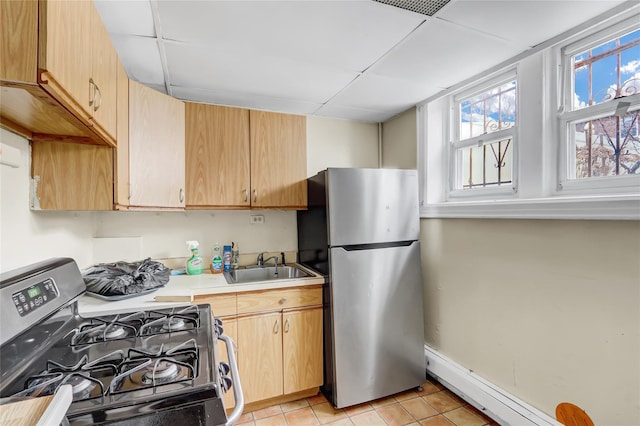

{"left": 1, "top": 0, "right": 117, "bottom": 147}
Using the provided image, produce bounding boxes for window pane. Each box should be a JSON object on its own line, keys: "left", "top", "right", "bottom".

{"left": 572, "top": 110, "right": 640, "bottom": 179}
{"left": 572, "top": 28, "right": 640, "bottom": 110}
{"left": 458, "top": 80, "right": 517, "bottom": 140}
{"left": 457, "top": 138, "right": 513, "bottom": 189}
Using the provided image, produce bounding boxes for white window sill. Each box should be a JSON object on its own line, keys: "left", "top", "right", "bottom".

{"left": 420, "top": 195, "right": 640, "bottom": 220}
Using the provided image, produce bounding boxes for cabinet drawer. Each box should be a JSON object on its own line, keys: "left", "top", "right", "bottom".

{"left": 194, "top": 294, "right": 237, "bottom": 317}
{"left": 237, "top": 287, "right": 321, "bottom": 314}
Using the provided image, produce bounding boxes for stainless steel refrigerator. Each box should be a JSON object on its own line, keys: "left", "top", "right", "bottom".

{"left": 297, "top": 168, "right": 425, "bottom": 408}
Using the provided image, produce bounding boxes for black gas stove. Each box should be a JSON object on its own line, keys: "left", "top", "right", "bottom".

{"left": 0, "top": 258, "right": 243, "bottom": 425}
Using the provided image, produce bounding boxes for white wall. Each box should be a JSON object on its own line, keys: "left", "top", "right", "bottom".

{"left": 382, "top": 109, "right": 640, "bottom": 426}
{"left": 0, "top": 116, "right": 379, "bottom": 271}
{"left": 306, "top": 115, "right": 379, "bottom": 176}
{"left": 382, "top": 108, "right": 417, "bottom": 170}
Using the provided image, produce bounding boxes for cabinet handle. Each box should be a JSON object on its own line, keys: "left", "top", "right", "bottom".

{"left": 274, "top": 319, "right": 279, "bottom": 334}
{"left": 94, "top": 84, "right": 102, "bottom": 112}
{"left": 243, "top": 189, "right": 248, "bottom": 202}
{"left": 179, "top": 188, "right": 184, "bottom": 203}
{"left": 88, "top": 78, "right": 96, "bottom": 107}
{"left": 253, "top": 189, "right": 257, "bottom": 202}
{"left": 279, "top": 298, "right": 287, "bottom": 305}
{"left": 284, "top": 318, "right": 290, "bottom": 333}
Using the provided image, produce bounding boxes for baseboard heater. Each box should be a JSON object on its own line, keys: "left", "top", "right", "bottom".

{"left": 425, "top": 345, "right": 563, "bottom": 426}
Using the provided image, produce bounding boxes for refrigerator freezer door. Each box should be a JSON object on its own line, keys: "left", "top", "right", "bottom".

{"left": 328, "top": 241, "right": 425, "bottom": 408}
{"left": 326, "top": 168, "right": 419, "bottom": 247}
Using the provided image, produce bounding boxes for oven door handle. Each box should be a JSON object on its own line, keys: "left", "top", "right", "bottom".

{"left": 219, "top": 334, "right": 244, "bottom": 426}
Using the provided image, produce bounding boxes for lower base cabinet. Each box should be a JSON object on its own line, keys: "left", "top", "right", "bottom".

{"left": 194, "top": 286, "right": 323, "bottom": 409}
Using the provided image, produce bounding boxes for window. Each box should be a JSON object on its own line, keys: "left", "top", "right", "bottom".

{"left": 418, "top": 6, "right": 640, "bottom": 220}
{"left": 450, "top": 73, "right": 517, "bottom": 197}
{"left": 559, "top": 20, "right": 640, "bottom": 193}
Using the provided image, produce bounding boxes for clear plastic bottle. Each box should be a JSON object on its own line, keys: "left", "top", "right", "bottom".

{"left": 231, "top": 242, "right": 240, "bottom": 269}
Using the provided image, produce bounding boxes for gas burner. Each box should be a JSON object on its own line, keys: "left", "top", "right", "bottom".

{"left": 72, "top": 321, "right": 138, "bottom": 345}
{"left": 102, "top": 325, "right": 127, "bottom": 340}
{"left": 162, "top": 317, "right": 186, "bottom": 332}
{"left": 65, "top": 374, "right": 97, "bottom": 400}
{"left": 140, "top": 361, "right": 181, "bottom": 385}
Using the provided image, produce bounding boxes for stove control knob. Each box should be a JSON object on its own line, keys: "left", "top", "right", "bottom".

{"left": 214, "top": 318, "right": 224, "bottom": 335}
{"left": 218, "top": 362, "right": 230, "bottom": 376}
{"left": 220, "top": 375, "right": 233, "bottom": 393}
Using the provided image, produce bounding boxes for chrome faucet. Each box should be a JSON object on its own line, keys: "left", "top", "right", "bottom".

{"left": 256, "top": 252, "right": 278, "bottom": 268}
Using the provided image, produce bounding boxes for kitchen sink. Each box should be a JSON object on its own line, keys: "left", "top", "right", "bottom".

{"left": 224, "top": 265, "right": 311, "bottom": 284}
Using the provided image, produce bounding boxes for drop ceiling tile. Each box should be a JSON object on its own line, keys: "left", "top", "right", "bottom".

{"left": 369, "top": 18, "right": 523, "bottom": 89}
{"left": 157, "top": 0, "right": 425, "bottom": 71}
{"left": 329, "top": 73, "right": 444, "bottom": 112}
{"left": 94, "top": 0, "right": 155, "bottom": 37}
{"left": 111, "top": 35, "right": 165, "bottom": 86}
{"left": 164, "top": 41, "right": 359, "bottom": 104}
{"left": 439, "top": 0, "right": 627, "bottom": 47}
{"left": 314, "top": 103, "right": 399, "bottom": 123}
{"left": 171, "top": 86, "right": 322, "bottom": 115}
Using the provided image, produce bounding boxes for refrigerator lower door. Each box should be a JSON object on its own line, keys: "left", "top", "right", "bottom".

{"left": 327, "top": 241, "right": 425, "bottom": 408}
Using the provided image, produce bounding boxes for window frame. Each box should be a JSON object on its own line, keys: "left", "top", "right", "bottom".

{"left": 557, "top": 15, "right": 640, "bottom": 196}
{"left": 448, "top": 69, "right": 519, "bottom": 201}
{"left": 417, "top": 5, "right": 640, "bottom": 221}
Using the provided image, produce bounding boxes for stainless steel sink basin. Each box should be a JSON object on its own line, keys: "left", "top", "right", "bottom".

{"left": 224, "top": 265, "right": 311, "bottom": 284}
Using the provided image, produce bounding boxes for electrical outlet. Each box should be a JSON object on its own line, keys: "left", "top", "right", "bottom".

{"left": 250, "top": 215, "right": 265, "bottom": 224}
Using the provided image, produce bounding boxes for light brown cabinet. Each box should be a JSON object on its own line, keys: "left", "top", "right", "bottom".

{"left": 249, "top": 110, "right": 307, "bottom": 209}
{"left": 0, "top": 0, "right": 117, "bottom": 147}
{"left": 193, "top": 286, "right": 323, "bottom": 409}
{"left": 128, "top": 80, "right": 185, "bottom": 209}
{"left": 185, "top": 104, "right": 307, "bottom": 210}
{"left": 185, "top": 103, "right": 251, "bottom": 208}
{"left": 31, "top": 141, "right": 113, "bottom": 210}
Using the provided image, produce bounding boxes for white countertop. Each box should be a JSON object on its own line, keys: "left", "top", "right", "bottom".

{"left": 77, "top": 265, "right": 324, "bottom": 317}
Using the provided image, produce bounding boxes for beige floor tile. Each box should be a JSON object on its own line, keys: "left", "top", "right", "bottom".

{"left": 312, "top": 402, "right": 348, "bottom": 424}
{"left": 324, "top": 418, "right": 355, "bottom": 426}
{"left": 308, "top": 393, "right": 329, "bottom": 406}
{"left": 255, "top": 413, "right": 287, "bottom": 426}
{"left": 281, "top": 399, "right": 311, "bottom": 412}
{"left": 464, "top": 404, "right": 494, "bottom": 423}
{"left": 253, "top": 405, "right": 284, "bottom": 420}
{"left": 237, "top": 421, "right": 255, "bottom": 426}
{"left": 395, "top": 390, "right": 420, "bottom": 401}
{"left": 343, "top": 402, "right": 373, "bottom": 417}
{"left": 401, "top": 397, "right": 439, "bottom": 420}
{"left": 441, "top": 390, "right": 466, "bottom": 406}
{"left": 423, "top": 391, "right": 465, "bottom": 413}
{"left": 443, "top": 407, "right": 489, "bottom": 426}
{"left": 237, "top": 412, "right": 255, "bottom": 423}
{"left": 350, "top": 410, "right": 387, "bottom": 426}
{"left": 419, "top": 415, "right": 456, "bottom": 426}
{"left": 284, "top": 407, "right": 320, "bottom": 425}
{"left": 371, "top": 395, "right": 397, "bottom": 408}
{"left": 375, "top": 402, "right": 415, "bottom": 426}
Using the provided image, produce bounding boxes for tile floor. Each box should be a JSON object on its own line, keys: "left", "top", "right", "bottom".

{"left": 236, "top": 377, "right": 498, "bottom": 426}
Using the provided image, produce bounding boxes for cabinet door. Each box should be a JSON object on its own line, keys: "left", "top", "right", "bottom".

{"left": 41, "top": 0, "right": 92, "bottom": 119}
{"left": 185, "top": 103, "right": 250, "bottom": 208}
{"left": 283, "top": 308, "right": 323, "bottom": 394}
{"left": 237, "top": 312, "right": 283, "bottom": 403}
{"left": 218, "top": 318, "right": 237, "bottom": 411}
{"left": 88, "top": 2, "right": 117, "bottom": 141}
{"left": 129, "top": 80, "right": 185, "bottom": 208}
{"left": 31, "top": 141, "right": 113, "bottom": 210}
{"left": 249, "top": 110, "right": 307, "bottom": 208}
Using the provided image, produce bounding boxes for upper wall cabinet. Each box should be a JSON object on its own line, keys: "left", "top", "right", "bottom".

{"left": 128, "top": 80, "right": 185, "bottom": 209}
{"left": 250, "top": 110, "right": 307, "bottom": 209}
{"left": 186, "top": 103, "right": 251, "bottom": 208}
{"left": 0, "top": 0, "right": 117, "bottom": 146}
{"left": 185, "top": 104, "right": 307, "bottom": 210}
